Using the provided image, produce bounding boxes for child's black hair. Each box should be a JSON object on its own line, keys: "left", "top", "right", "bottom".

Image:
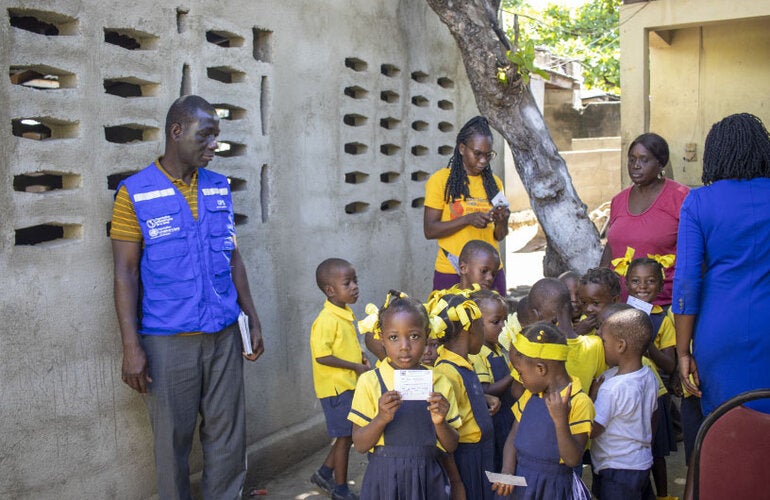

{"left": 377, "top": 290, "right": 429, "bottom": 335}
{"left": 580, "top": 267, "right": 621, "bottom": 298}
{"left": 459, "top": 239, "right": 500, "bottom": 265}
{"left": 471, "top": 289, "right": 507, "bottom": 311}
{"left": 432, "top": 293, "right": 481, "bottom": 344}
{"left": 520, "top": 321, "right": 566, "bottom": 346}
{"left": 702, "top": 113, "right": 770, "bottom": 185}
{"left": 315, "top": 257, "right": 352, "bottom": 292}
{"left": 603, "top": 308, "right": 653, "bottom": 356}
{"left": 443, "top": 116, "right": 499, "bottom": 203}
{"left": 529, "top": 278, "right": 571, "bottom": 315}
{"left": 626, "top": 257, "right": 665, "bottom": 285}
{"left": 557, "top": 270, "right": 580, "bottom": 283}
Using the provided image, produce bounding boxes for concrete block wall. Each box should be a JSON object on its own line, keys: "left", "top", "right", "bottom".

{"left": 0, "top": 1, "right": 483, "bottom": 498}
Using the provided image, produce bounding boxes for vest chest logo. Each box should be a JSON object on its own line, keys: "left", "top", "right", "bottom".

{"left": 146, "top": 215, "right": 181, "bottom": 239}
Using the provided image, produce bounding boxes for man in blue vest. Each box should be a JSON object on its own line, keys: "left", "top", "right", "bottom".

{"left": 111, "top": 95, "right": 263, "bottom": 499}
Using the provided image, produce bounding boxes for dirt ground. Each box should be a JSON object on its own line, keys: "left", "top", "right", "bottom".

{"left": 246, "top": 438, "right": 687, "bottom": 499}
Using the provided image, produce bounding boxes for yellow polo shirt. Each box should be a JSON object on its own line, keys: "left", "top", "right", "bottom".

{"left": 347, "top": 359, "right": 462, "bottom": 452}
{"left": 310, "top": 300, "right": 362, "bottom": 398}
{"left": 434, "top": 346, "right": 487, "bottom": 443}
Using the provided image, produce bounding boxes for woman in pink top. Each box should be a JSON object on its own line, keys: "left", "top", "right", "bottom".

{"left": 600, "top": 133, "right": 690, "bottom": 306}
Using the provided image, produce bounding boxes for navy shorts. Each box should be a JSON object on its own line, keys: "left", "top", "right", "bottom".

{"left": 320, "top": 390, "right": 354, "bottom": 438}
{"left": 592, "top": 468, "right": 654, "bottom": 500}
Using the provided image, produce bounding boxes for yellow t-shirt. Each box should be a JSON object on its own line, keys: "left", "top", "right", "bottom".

{"left": 110, "top": 159, "right": 199, "bottom": 242}
{"left": 566, "top": 335, "right": 607, "bottom": 393}
{"left": 347, "top": 359, "right": 462, "bottom": 452}
{"left": 424, "top": 167, "right": 504, "bottom": 274}
{"left": 652, "top": 306, "right": 676, "bottom": 350}
{"left": 469, "top": 350, "right": 493, "bottom": 384}
{"left": 433, "top": 346, "right": 486, "bottom": 443}
{"left": 310, "top": 300, "right": 362, "bottom": 398}
{"left": 512, "top": 375, "right": 595, "bottom": 439}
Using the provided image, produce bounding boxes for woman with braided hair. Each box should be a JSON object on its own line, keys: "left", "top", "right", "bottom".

{"left": 673, "top": 113, "right": 770, "bottom": 417}
{"left": 424, "top": 116, "right": 510, "bottom": 295}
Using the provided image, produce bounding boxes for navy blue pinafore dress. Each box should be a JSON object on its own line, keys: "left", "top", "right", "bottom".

{"left": 360, "top": 368, "right": 450, "bottom": 500}
{"left": 513, "top": 394, "right": 590, "bottom": 499}
{"left": 487, "top": 350, "right": 516, "bottom": 471}
{"left": 437, "top": 359, "right": 495, "bottom": 500}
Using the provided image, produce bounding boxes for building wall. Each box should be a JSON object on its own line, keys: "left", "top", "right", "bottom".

{"left": 0, "top": 1, "right": 484, "bottom": 497}
{"left": 620, "top": 0, "right": 770, "bottom": 186}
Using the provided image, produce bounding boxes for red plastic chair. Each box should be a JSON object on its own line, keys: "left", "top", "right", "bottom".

{"left": 690, "top": 389, "right": 770, "bottom": 500}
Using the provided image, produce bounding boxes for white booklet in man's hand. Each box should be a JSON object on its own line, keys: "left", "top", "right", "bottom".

{"left": 238, "top": 311, "right": 253, "bottom": 356}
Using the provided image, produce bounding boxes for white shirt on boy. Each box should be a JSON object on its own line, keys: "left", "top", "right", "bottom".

{"left": 591, "top": 365, "right": 658, "bottom": 472}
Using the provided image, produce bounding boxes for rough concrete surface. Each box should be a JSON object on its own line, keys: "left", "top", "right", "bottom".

{"left": 1, "top": 1, "right": 486, "bottom": 497}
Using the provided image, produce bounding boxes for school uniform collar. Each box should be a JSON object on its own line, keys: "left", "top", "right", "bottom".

{"left": 323, "top": 300, "right": 355, "bottom": 321}
{"left": 437, "top": 345, "right": 473, "bottom": 370}
{"left": 651, "top": 305, "right": 664, "bottom": 314}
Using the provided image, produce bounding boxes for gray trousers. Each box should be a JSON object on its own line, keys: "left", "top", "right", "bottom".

{"left": 141, "top": 323, "right": 245, "bottom": 500}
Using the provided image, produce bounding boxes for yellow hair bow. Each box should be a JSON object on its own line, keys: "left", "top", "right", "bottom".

{"left": 512, "top": 332, "right": 569, "bottom": 361}
{"left": 611, "top": 246, "right": 636, "bottom": 276}
{"left": 357, "top": 303, "right": 381, "bottom": 338}
{"left": 360, "top": 291, "right": 410, "bottom": 340}
{"left": 446, "top": 300, "right": 482, "bottom": 329}
{"left": 647, "top": 253, "right": 675, "bottom": 279}
{"left": 498, "top": 313, "right": 521, "bottom": 351}
{"left": 428, "top": 314, "right": 448, "bottom": 339}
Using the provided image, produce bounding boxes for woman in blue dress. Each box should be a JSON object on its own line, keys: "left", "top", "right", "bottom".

{"left": 673, "top": 113, "right": 770, "bottom": 416}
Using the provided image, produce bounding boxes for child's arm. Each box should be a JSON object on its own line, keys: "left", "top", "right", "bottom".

{"left": 646, "top": 345, "right": 675, "bottom": 375}
{"left": 351, "top": 390, "right": 401, "bottom": 453}
{"left": 483, "top": 374, "right": 514, "bottom": 397}
{"left": 544, "top": 384, "right": 589, "bottom": 467}
{"left": 315, "top": 355, "right": 369, "bottom": 376}
{"left": 428, "top": 392, "right": 459, "bottom": 453}
{"left": 363, "top": 332, "right": 386, "bottom": 361}
{"left": 491, "top": 418, "right": 520, "bottom": 496}
{"left": 591, "top": 421, "right": 606, "bottom": 439}
{"left": 440, "top": 454, "right": 466, "bottom": 500}
{"left": 484, "top": 394, "right": 501, "bottom": 416}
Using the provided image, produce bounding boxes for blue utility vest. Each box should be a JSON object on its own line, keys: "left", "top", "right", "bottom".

{"left": 119, "top": 163, "right": 240, "bottom": 335}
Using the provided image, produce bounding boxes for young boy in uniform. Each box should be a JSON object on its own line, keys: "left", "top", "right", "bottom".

{"left": 590, "top": 308, "right": 659, "bottom": 500}
{"left": 310, "top": 258, "right": 370, "bottom": 500}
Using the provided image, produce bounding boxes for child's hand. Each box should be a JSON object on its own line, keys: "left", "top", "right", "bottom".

{"left": 354, "top": 361, "right": 371, "bottom": 376}
{"left": 588, "top": 375, "right": 605, "bottom": 401}
{"left": 377, "top": 390, "right": 402, "bottom": 423}
{"left": 362, "top": 356, "right": 372, "bottom": 369}
{"left": 574, "top": 315, "right": 597, "bottom": 335}
{"left": 485, "top": 394, "right": 501, "bottom": 416}
{"left": 545, "top": 383, "right": 572, "bottom": 424}
{"left": 427, "top": 392, "right": 449, "bottom": 424}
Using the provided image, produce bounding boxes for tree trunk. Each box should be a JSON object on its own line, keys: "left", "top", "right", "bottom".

{"left": 426, "top": 0, "right": 602, "bottom": 275}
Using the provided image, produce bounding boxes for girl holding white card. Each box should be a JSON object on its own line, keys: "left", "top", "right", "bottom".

{"left": 432, "top": 292, "right": 501, "bottom": 500}
{"left": 348, "top": 291, "right": 461, "bottom": 500}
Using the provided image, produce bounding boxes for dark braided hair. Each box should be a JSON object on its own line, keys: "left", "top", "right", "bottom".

{"left": 377, "top": 290, "right": 430, "bottom": 336}
{"left": 702, "top": 113, "right": 770, "bottom": 185}
{"left": 580, "top": 267, "right": 621, "bottom": 298}
{"left": 444, "top": 116, "right": 500, "bottom": 203}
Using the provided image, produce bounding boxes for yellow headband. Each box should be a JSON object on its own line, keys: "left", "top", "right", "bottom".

{"left": 512, "top": 331, "right": 569, "bottom": 361}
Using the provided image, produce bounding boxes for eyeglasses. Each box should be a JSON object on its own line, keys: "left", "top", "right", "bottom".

{"left": 466, "top": 148, "right": 497, "bottom": 161}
